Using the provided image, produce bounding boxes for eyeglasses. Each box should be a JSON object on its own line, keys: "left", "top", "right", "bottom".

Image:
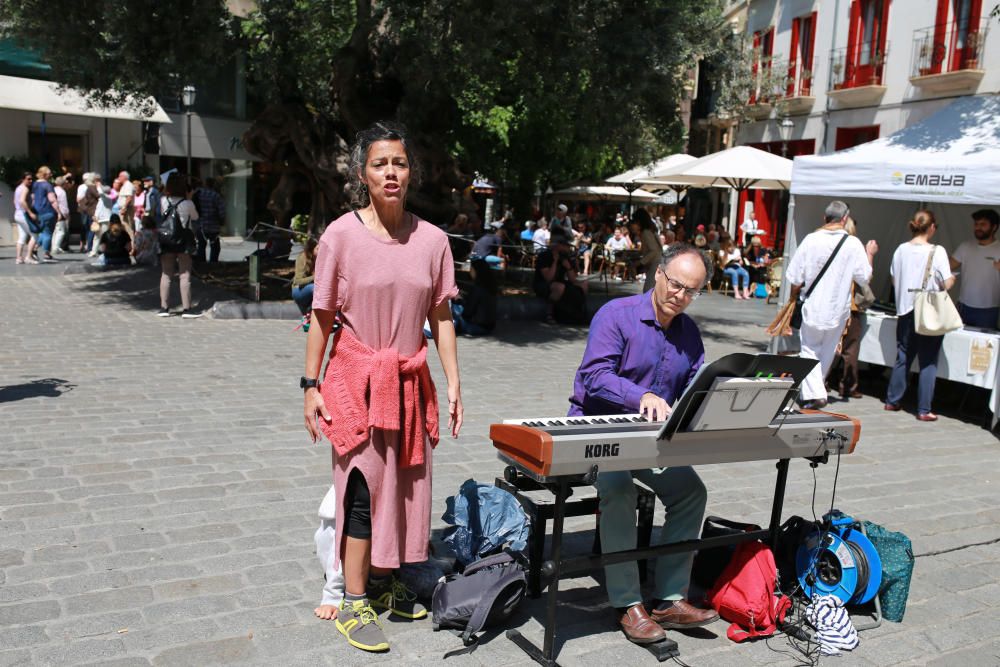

{"left": 658, "top": 268, "right": 702, "bottom": 299}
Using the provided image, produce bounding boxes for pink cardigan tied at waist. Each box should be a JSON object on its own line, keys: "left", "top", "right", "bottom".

{"left": 320, "top": 327, "right": 440, "bottom": 468}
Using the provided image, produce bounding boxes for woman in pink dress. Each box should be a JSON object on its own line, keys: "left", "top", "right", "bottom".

{"left": 303, "top": 122, "right": 462, "bottom": 653}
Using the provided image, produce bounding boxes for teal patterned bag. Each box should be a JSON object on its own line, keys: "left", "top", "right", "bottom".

{"left": 862, "top": 521, "right": 914, "bottom": 622}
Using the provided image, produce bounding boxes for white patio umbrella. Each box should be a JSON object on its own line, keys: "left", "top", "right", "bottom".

{"left": 606, "top": 153, "right": 697, "bottom": 209}
{"left": 552, "top": 185, "right": 660, "bottom": 203}
{"left": 639, "top": 146, "right": 792, "bottom": 236}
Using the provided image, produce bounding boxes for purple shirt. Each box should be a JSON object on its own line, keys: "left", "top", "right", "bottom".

{"left": 568, "top": 292, "right": 704, "bottom": 416}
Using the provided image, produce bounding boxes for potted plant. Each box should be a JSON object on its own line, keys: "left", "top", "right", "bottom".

{"left": 800, "top": 69, "right": 812, "bottom": 95}
{"left": 964, "top": 31, "right": 981, "bottom": 69}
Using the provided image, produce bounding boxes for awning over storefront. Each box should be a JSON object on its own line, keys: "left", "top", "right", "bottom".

{"left": 0, "top": 74, "right": 172, "bottom": 123}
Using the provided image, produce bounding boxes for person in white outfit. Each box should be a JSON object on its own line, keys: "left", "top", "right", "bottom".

{"left": 786, "top": 201, "right": 877, "bottom": 409}
{"left": 314, "top": 484, "right": 346, "bottom": 621}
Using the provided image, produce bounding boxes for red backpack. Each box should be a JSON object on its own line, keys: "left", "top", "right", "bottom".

{"left": 706, "top": 540, "right": 791, "bottom": 642}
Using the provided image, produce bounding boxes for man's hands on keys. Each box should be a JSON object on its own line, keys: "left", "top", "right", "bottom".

{"left": 639, "top": 392, "right": 672, "bottom": 422}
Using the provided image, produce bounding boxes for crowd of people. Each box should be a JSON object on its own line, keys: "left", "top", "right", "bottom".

{"left": 442, "top": 202, "right": 780, "bottom": 327}
{"left": 11, "top": 164, "right": 232, "bottom": 318}
{"left": 786, "top": 201, "right": 1000, "bottom": 422}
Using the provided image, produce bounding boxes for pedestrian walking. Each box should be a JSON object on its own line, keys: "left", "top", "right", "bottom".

{"left": 52, "top": 175, "right": 70, "bottom": 254}
{"left": 13, "top": 172, "right": 39, "bottom": 264}
{"left": 157, "top": 174, "right": 200, "bottom": 318}
{"left": 89, "top": 176, "right": 115, "bottom": 258}
{"left": 77, "top": 173, "right": 99, "bottom": 253}
{"left": 786, "top": 201, "right": 877, "bottom": 409}
{"left": 31, "top": 166, "right": 60, "bottom": 261}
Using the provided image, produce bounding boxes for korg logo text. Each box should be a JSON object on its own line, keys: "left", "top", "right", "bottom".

{"left": 902, "top": 174, "right": 965, "bottom": 187}
{"left": 584, "top": 443, "right": 620, "bottom": 458}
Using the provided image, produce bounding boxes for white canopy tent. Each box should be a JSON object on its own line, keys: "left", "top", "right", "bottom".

{"left": 780, "top": 95, "right": 1000, "bottom": 424}
{"left": 552, "top": 185, "right": 660, "bottom": 203}
{"left": 785, "top": 94, "right": 1000, "bottom": 303}
{"left": 640, "top": 146, "right": 792, "bottom": 236}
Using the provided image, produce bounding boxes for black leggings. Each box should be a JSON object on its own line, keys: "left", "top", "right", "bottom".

{"left": 344, "top": 468, "right": 372, "bottom": 539}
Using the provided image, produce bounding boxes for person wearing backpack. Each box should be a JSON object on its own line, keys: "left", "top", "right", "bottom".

{"left": 568, "top": 244, "right": 719, "bottom": 645}
{"left": 31, "top": 165, "right": 61, "bottom": 262}
{"left": 157, "top": 174, "right": 200, "bottom": 318}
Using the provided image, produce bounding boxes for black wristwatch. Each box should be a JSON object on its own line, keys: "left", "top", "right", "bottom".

{"left": 300, "top": 377, "right": 319, "bottom": 391}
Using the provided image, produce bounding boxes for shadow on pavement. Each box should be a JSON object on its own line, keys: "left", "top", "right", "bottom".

{"left": 62, "top": 263, "right": 240, "bottom": 314}
{"left": 0, "top": 378, "right": 76, "bottom": 403}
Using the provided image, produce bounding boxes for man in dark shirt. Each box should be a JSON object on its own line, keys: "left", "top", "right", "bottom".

{"left": 192, "top": 178, "right": 226, "bottom": 263}
{"left": 470, "top": 222, "right": 507, "bottom": 269}
{"left": 534, "top": 227, "right": 588, "bottom": 323}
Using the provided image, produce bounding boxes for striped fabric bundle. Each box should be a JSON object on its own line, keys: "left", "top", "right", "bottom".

{"left": 805, "top": 595, "right": 860, "bottom": 655}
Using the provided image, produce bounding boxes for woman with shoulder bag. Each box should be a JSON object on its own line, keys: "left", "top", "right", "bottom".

{"left": 157, "top": 174, "right": 200, "bottom": 318}
{"left": 885, "top": 210, "right": 955, "bottom": 421}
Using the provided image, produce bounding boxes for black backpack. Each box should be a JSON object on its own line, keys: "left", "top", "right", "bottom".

{"left": 431, "top": 551, "right": 527, "bottom": 649}
{"left": 158, "top": 198, "right": 186, "bottom": 248}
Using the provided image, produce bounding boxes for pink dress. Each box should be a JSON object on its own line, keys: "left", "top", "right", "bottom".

{"left": 312, "top": 211, "right": 457, "bottom": 568}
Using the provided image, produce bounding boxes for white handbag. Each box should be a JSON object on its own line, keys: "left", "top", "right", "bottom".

{"left": 913, "top": 245, "right": 962, "bottom": 336}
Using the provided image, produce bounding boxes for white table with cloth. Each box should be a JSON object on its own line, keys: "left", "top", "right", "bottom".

{"left": 858, "top": 311, "right": 1000, "bottom": 426}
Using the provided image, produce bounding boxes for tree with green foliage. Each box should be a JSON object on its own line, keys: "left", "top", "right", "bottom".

{"left": 1, "top": 0, "right": 728, "bottom": 229}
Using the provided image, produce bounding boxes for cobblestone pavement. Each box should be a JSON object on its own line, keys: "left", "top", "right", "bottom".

{"left": 1, "top": 251, "right": 999, "bottom": 666}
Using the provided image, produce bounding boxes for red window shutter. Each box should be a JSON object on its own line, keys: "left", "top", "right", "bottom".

{"left": 846, "top": 0, "right": 861, "bottom": 86}
{"left": 788, "top": 19, "right": 800, "bottom": 96}
{"left": 751, "top": 31, "right": 761, "bottom": 104}
{"left": 930, "top": 0, "right": 949, "bottom": 73}
{"left": 805, "top": 11, "right": 818, "bottom": 94}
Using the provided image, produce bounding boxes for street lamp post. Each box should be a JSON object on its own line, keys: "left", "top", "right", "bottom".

{"left": 778, "top": 115, "right": 795, "bottom": 157}
{"left": 182, "top": 85, "right": 197, "bottom": 176}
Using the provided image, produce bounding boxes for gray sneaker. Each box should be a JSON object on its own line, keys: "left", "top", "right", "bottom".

{"left": 336, "top": 599, "right": 389, "bottom": 652}
{"left": 369, "top": 575, "right": 428, "bottom": 620}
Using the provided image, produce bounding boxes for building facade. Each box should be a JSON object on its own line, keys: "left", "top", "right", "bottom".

{"left": 0, "top": 44, "right": 260, "bottom": 245}
{"left": 728, "top": 0, "right": 997, "bottom": 246}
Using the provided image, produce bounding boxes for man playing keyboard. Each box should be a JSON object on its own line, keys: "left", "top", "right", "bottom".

{"left": 568, "top": 243, "right": 719, "bottom": 645}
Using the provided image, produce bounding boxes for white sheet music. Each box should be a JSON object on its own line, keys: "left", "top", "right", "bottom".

{"left": 687, "top": 377, "right": 794, "bottom": 432}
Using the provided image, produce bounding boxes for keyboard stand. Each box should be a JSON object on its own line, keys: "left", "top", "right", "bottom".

{"left": 504, "top": 458, "right": 792, "bottom": 666}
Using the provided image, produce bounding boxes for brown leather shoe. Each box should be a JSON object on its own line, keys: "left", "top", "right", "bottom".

{"left": 619, "top": 604, "right": 666, "bottom": 644}
{"left": 649, "top": 600, "right": 720, "bottom": 629}
{"left": 843, "top": 390, "right": 864, "bottom": 399}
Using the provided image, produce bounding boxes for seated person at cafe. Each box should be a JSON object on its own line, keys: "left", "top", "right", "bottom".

{"left": 605, "top": 226, "right": 633, "bottom": 280}
{"left": 568, "top": 243, "right": 718, "bottom": 645}
{"left": 470, "top": 221, "right": 507, "bottom": 269}
{"left": 452, "top": 258, "right": 497, "bottom": 336}
{"left": 534, "top": 227, "right": 589, "bottom": 324}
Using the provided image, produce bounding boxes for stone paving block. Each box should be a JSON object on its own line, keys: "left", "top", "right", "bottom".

{"left": 0, "top": 648, "right": 32, "bottom": 667}
{"left": 164, "top": 523, "right": 243, "bottom": 544}
{"left": 79, "top": 658, "right": 152, "bottom": 667}
{"left": 32, "top": 638, "right": 127, "bottom": 666}
{"left": 59, "top": 484, "right": 137, "bottom": 501}
{"left": 1, "top": 502, "right": 81, "bottom": 519}
{"left": 141, "top": 594, "right": 237, "bottom": 626}
{"left": 151, "top": 636, "right": 258, "bottom": 666}
{"left": 119, "top": 619, "right": 220, "bottom": 653}
{"left": 152, "top": 574, "right": 244, "bottom": 601}
{"left": 46, "top": 571, "right": 132, "bottom": 598}
{"left": 0, "top": 600, "right": 61, "bottom": 626}
{"left": 46, "top": 611, "right": 143, "bottom": 642}
{"left": 31, "top": 541, "right": 112, "bottom": 563}
{"left": 213, "top": 606, "right": 300, "bottom": 636}
{"left": 0, "top": 626, "right": 48, "bottom": 651}
{"left": 244, "top": 561, "right": 310, "bottom": 586}
{"left": 64, "top": 587, "right": 155, "bottom": 616}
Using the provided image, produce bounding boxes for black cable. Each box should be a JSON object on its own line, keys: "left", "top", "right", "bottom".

{"left": 915, "top": 535, "right": 1000, "bottom": 558}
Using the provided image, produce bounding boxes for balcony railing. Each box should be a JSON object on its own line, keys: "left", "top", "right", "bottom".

{"left": 911, "top": 17, "right": 988, "bottom": 77}
{"left": 828, "top": 42, "right": 890, "bottom": 90}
